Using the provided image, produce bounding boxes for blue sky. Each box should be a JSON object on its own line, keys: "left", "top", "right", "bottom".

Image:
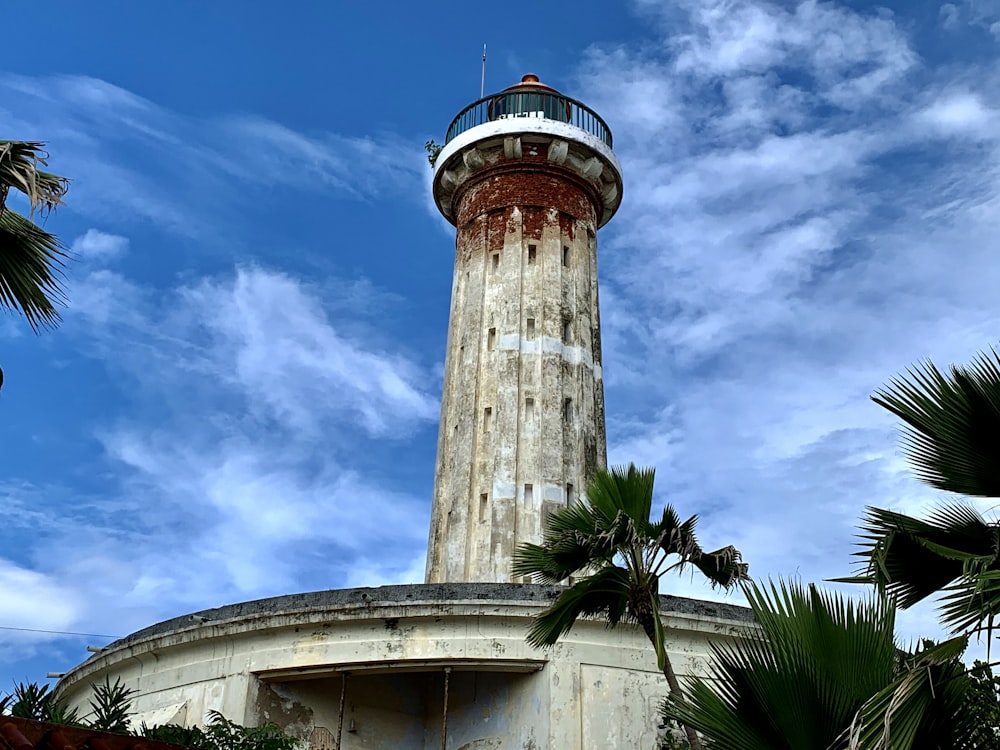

{"left": 1, "top": 0, "right": 999, "bottom": 690}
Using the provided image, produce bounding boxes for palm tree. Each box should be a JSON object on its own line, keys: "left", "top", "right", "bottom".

{"left": 0, "top": 140, "right": 70, "bottom": 331}
{"left": 664, "top": 580, "right": 977, "bottom": 750}
{"left": 512, "top": 463, "right": 748, "bottom": 750}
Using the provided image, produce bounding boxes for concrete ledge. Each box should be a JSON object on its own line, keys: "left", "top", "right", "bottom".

{"left": 75, "top": 582, "right": 753, "bottom": 654}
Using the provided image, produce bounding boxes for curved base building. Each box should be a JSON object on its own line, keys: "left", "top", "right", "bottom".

{"left": 57, "top": 584, "right": 751, "bottom": 749}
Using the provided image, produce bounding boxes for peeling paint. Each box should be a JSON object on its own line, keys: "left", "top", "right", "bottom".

{"left": 254, "top": 681, "right": 313, "bottom": 740}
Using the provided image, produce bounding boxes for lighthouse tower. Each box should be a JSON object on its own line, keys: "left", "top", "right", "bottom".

{"left": 427, "top": 74, "right": 624, "bottom": 583}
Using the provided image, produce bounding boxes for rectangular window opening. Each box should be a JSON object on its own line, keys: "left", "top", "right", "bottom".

{"left": 562, "top": 245, "right": 570, "bottom": 267}
{"left": 566, "top": 483, "right": 575, "bottom": 505}
{"left": 563, "top": 397, "right": 573, "bottom": 421}
{"left": 525, "top": 397, "right": 535, "bottom": 420}
{"left": 479, "top": 493, "right": 488, "bottom": 522}
{"left": 483, "top": 407, "right": 493, "bottom": 433}
{"left": 524, "top": 484, "right": 534, "bottom": 503}
{"left": 527, "top": 244, "right": 537, "bottom": 264}
{"left": 562, "top": 319, "right": 572, "bottom": 344}
{"left": 487, "top": 327, "right": 496, "bottom": 351}
{"left": 491, "top": 253, "right": 500, "bottom": 272}
{"left": 526, "top": 318, "right": 536, "bottom": 339}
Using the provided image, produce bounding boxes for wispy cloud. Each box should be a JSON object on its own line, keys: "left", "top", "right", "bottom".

{"left": 939, "top": 0, "right": 1000, "bottom": 37}
{"left": 4, "top": 258, "right": 437, "bottom": 644}
{"left": 576, "top": 0, "right": 1000, "bottom": 645}
{"left": 0, "top": 74, "right": 426, "bottom": 241}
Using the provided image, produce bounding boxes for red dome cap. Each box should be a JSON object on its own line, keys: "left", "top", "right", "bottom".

{"left": 503, "top": 73, "right": 561, "bottom": 94}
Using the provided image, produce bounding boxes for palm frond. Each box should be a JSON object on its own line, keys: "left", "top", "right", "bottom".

{"left": 840, "top": 504, "right": 996, "bottom": 610}
{"left": 667, "top": 581, "right": 899, "bottom": 750}
{"left": 652, "top": 505, "right": 696, "bottom": 557}
{"left": 873, "top": 350, "right": 1000, "bottom": 496}
{"left": 525, "top": 566, "right": 632, "bottom": 648}
{"left": 689, "top": 544, "right": 749, "bottom": 589}
{"left": 0, "top": 206, "right": 69, "bottom": 330}
{"left": 585, "top": 463, "right": 656, "bottom": 530}
{"left": 655, "top": 506, "right": 748, "bottom": 589}
{"left": 938, "top": 570, "right": 1000, "bottom": 637}
{"left": 512, "top": 542, "right": 572, "bottom": 584}
{"left": 513, "top": 501, "right": 610, "bottom": 581}
{"left": 847, "top": 636, "right": 972, "bottom": 750}
{"left": 0, "top": 141, "right": 69, "bottom": 216}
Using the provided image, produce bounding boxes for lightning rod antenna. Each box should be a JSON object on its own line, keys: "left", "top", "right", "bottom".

{"left": 480, "top": 44, "right": 487, "bottom": 98}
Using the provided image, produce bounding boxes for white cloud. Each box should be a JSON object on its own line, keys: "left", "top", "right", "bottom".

{"left": 71, "top": 229, "right": 129, "bottom": 262}
{"left": 178, "top": 268, "right": 439, "bottom": 437}
{"left": 917, "top": 91, "right": 996, "bottom": 136}
{"left": 664, "top": 0, "right": 916, "bottom": 107}
{"left": 96, "top": 428, "right": 429, "bottom": 600}
{"left": 0, "top": 561, "right": 84, "bottom": 642}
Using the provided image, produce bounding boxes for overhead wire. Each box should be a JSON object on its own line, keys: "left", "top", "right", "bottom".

{"left": 0, "top": 625, "right": 118, "bottom": 639}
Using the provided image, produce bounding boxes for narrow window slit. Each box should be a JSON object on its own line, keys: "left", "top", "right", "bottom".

{"left": 563, "top": 397, "right": 573, "bottom": 421}
{"left": 479, "top": 493, "right": 488, "bottom": 522}
{"left": 527, "top": 244, "right": 537, "bottom": 264}
{"left": 524, "top": 484, "right": 533, "bottom": 503}
{"left": 491, "top": 253, "right": 500, "bottom": 272}
{"left": 563, "top": 319, "right": 572, "bottom": 344}
{"left": 526, "top": 318, "right": 536, "bottom": 339}
{"left": 483, "top": 407, "right": 493, "bottom": 433}
{"left": 562, "top": 245, "right": 570, "bottom": 266}
{"left": 566, "top": 483, "right": 575, "bottom": 505}
{"left": 525, "top": 397, "right": 535, "bottom": 419}
{"left": 487, "top": 327, "right": 496, "bottom": 351}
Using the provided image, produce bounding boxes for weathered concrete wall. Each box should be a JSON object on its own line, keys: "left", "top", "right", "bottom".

{"left": 57, "top": 585, "right": 753, "bottom": 750}
{"left": 427, "top": 126, "right": 623, "bottom": 584}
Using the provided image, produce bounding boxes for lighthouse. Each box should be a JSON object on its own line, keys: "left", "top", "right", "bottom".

{"left": 427, "top": 74, "right": 624, "bottom": 583}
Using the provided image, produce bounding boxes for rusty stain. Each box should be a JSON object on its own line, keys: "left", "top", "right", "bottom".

{"left": 454, "top": 166, "right": 598, "bottom": 229}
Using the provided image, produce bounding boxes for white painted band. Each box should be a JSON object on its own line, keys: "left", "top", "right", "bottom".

{"left": 496, "top": 334, "right": 602, "bottom": 378}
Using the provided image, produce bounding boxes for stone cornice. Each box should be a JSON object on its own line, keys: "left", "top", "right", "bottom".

{"left": 432, "top": 120, "right": 624, "bottom": 228}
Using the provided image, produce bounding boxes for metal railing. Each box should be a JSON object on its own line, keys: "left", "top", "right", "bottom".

{"left": 444, "top": 89, "right": 613, "bottom": 148}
